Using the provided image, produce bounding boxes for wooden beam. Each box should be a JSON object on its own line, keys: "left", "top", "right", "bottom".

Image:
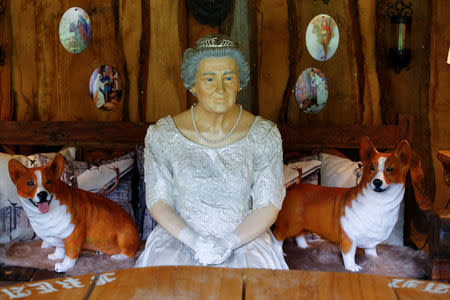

{"left": 0, "top": 121, "right": 151, "bottom": 148}
{"left": 279, "top": 123, "right": 409, "bottom": 151}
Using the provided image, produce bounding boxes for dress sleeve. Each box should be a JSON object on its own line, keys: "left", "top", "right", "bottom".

{"left": 250, "top": 121, "right": 286, "bottom": 210}
{"left": 144, "top": 124, "right": 174, "bottom": 208}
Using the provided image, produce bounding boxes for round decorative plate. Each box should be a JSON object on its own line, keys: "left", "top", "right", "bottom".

{"left": 89, "top": 65, "right": 122, "bottom": 111}
{"left": 305, "top": 14, "right": 339, "bottom": 61}
{"left": 59, "top": 7, "right": 92, "bottom": 53}
{"left": 295, "top": 67, "right": 328, "bottom": 114}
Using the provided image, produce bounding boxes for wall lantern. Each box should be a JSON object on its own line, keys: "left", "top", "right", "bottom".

{"left": 386, "top": 0, "right": 412, "bottom": 73}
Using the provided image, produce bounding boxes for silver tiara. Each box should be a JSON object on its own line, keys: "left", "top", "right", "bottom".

{"left": 196, "top": 37, "right": 237, "bottom": 49}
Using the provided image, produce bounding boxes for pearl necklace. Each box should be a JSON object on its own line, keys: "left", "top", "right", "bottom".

{"left": 191, "top": 103, "right": 242, "bottom": 144}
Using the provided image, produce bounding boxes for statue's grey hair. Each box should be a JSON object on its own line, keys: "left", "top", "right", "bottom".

{"left": 181, "top": 34, "right": 250, "bottom": 91}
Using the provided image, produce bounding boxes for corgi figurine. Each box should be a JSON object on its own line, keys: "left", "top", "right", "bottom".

{"left": 8, "top": 153, "right": 140, "bottom": 272}
{"left": 273, "top": 136, "right": 412, "bottom": 272}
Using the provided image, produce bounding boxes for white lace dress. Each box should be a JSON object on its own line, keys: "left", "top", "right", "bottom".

{"left": 135, "top": 116, "right": 288, "bottom": 269}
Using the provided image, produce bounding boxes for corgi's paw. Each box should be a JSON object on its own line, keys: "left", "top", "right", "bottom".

{"left": 365, "top": 247, "right": 378, "bottom": 257}
{"left": 48, "top": 247, "right": 65, "bottom": 260}
{"left": 54, "top": 257, "right": 77, "bottom": 273}
{"left": 111, "top": 254, "right": 129, "bottom": 260}
{"left": 41, "top": 240, "right": 51, "bottom": 248}
{"left": 295, "top": 236, "right": 308, "bottom": 248}
{"left": 345, "top": 263, "right": 362, "bottom": 272}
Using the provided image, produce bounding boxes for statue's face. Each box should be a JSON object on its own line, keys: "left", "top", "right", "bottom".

{"left": 191, "top": 57, "right": 240, "bottom": 114}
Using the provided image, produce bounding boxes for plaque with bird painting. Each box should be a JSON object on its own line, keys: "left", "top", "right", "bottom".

{"left": 295, "top": 68, "right": 328, "bottom": 114}
{"left": 89, "top": 65, "right": 122, "bottom": 111}
{"left": 305, "top": 14, "right": 339, "bottom": 61}
{"left": 59, "top": 7, "right": 92, "bottom": 54}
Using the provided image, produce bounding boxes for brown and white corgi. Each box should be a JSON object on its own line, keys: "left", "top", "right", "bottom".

{"left": 273, "top": 136, "right": 412, "bottom": 272}
{"left": 8, "top": 153, "right": 139, "bottom": 272}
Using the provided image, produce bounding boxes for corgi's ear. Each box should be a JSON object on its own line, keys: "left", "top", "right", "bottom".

{"left": 48, "top": 153, "right": 65, "bottom": 178}
{"left": 8, "top": 159, "right": 27, "bottom": 185}
{"left": 394, "top": 139, "right": 411, "bottom": 167}
{"left": 359, "top": 136, "right": 377, "bottom": 161}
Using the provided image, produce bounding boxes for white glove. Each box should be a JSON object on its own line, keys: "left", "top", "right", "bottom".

{"left": 178, "top": 227, "right": 216, "bottom": 266}
{"left": 178, "top": 227, "right": 201, "bottom": 252}
{"left": 195, "top": 232, "right": 241, "bottom": 265}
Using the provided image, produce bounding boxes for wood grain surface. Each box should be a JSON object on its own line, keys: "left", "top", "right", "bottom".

{"left": 3, "top": 267, "right": 446, "bottom": 300}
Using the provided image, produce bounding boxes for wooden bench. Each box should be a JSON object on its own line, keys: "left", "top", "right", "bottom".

{"left": 0, "top": 116, "right": 447, "bottom": 282}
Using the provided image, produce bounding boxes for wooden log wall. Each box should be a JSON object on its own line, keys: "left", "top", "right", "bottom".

{"left": 0, "top": 0, "right": 448, "bottom": 208}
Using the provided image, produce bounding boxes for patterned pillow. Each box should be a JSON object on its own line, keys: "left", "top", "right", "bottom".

{"left": 319, "top": 152, "right": 362, "bottom": 187}
{"left": 283, "top": 153, "right": 321, "bottom": 188}
{"left": 67, "top": 152, "right": 136, "bottom": 222}
{"left": 136, "top": 145, "right": 157, "bottom": 240}
{"left": 0, "top": 147, "right": 77, "bottom": 244}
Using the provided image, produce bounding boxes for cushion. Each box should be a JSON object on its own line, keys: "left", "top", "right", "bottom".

{"left": 0, "top": 147, "right": 77, "bottom": 244}
{"left": 68, "top": 152, "right": 136, "bottom": 222}
{"left": 319, "top": 152, "right": 403, "bottom": 246}
{"left": 319, "top": 153, "right": 362, "bottom": 187}
{"left": 284, "top": 158, "right": 321, "bottom": 188}
{"left": 73, "top": 153, "right": 134, "bottom": 193}
{"left": 103, "top": 172, "right": 135, "bottom": 220}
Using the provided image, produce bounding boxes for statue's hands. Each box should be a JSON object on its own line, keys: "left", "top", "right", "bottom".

{"left": 194, "top": 233, "right": 241, "bottom": 265}
{"left": 177, "top": 227, "right": 222, "bottom": 265}
{"left": 178, "top": 227, "right": 203, "bottom": 254}
{"left": 194, "top": 236, "right": 231, "bottom": 265}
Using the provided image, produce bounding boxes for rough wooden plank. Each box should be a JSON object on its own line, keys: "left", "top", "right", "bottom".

{"left": 279, "top": 0, "right": 300, "bottom": 124}
{"left": 88, "top": 267, "right": 243, "bottom": 299}
{"left": 0, "top": 121, "right": 150, "bottom": 147}
{"left": 357, "top": 1, "right": 382, "bottom": 125}
{"left": 146, "top": 1, "right": 186, "bottom": 122}
{"left": 242, "top": 269, "right": 398, "bottom": 300}
{"left": 286, "top": 1, "right": 361, "bottom": 127}
{"left": 138, "top": 0, "right": 150, "bottom": 121}
{"left": 256, "top": 0, "right": 289, "bottom": 122}
{"left": 279, "top": 123, "right": 407, "bottom": 152}
{"left": 0, "top": 119, "right": 412, "bottom": 151}
{"left": 0, "top": 0, "right": 12, "bottom": 121}
{"left": 35, "top": 0, "right": 126, "bottom": 121}
{"left": 118, "top": 0, "right": 142, "bottom": 122}
{"left": 0, "top": 273, "right": 93, "bottom": 300}
{"left": 10, "top": 0, "right": 37, "bottom": 121}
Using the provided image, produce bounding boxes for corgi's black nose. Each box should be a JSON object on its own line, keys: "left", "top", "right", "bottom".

{"left": 37, "top": 191, "right": 48, "bottom": 201}
{"left": 373, "top": 179, "right": 383, "bottom": 188}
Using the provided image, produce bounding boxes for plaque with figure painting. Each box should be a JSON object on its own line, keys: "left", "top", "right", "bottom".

{"left": 295, "top": 68, "right": 328, "bottom": 114}
{"left": 305, "top": 14, "right": 339, "bottom": 61}
{"left": 59, "top": 7, "right": 92, "bottom": 54}
{"left": 89, "top": 66, "right": 122, "bottom": 111}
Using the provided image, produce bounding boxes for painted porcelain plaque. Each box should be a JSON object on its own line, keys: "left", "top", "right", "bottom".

{"left": 59, "top": 7, "right": 92, "bottom": 53}
{"left": 305, "top": 14, "right": 339, "bottom": 61}
{"left": 89, "top": 65, "right": 122, "bottom": 111}
{"left": 295, "top": 68, "right": 328, "bottom": 114}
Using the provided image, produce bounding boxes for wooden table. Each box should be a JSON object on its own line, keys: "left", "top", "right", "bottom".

{"left": 1, "top": 267, "right": 449, "bottom": 300}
